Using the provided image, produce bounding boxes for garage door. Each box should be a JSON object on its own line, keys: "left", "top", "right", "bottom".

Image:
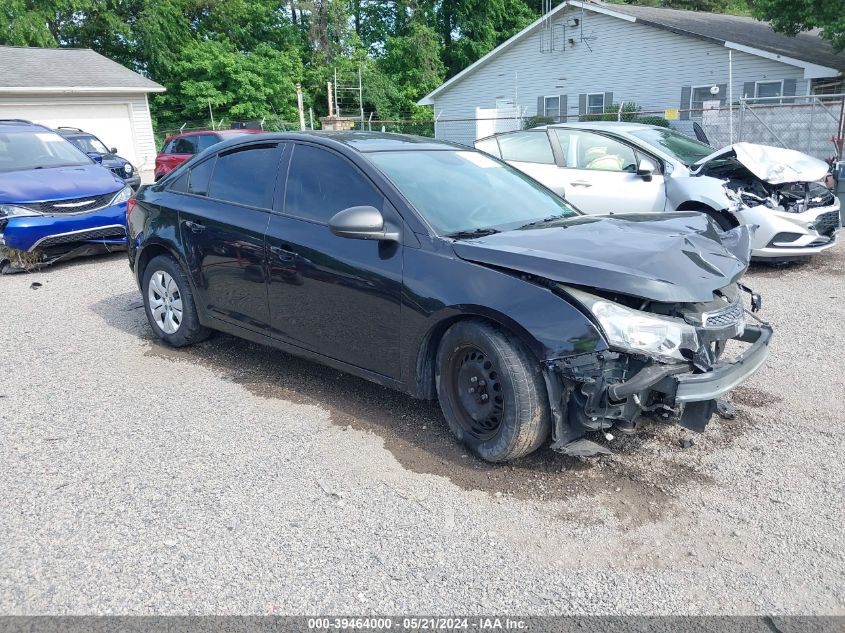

{"left": 0, "top": 102, "right": 138, "bottom": 165}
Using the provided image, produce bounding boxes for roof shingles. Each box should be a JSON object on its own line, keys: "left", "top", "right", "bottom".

{"left": 0, "top": 46, "right": 164, "bottom": 92}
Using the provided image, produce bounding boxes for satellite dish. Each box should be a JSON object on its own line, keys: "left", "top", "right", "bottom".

{"left": 709, "top": 85, "right": 720, "bottom": 95}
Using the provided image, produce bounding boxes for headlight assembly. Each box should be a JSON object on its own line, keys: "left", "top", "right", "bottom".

{"left": 123, "top": 163, "right": 133, "bottom": 175}
{"left": 565, "top": 287, "right": 699, "bottom": 363}
{"left": 109, "top": 185, "right": 133, "bottom": 206}
{"left": 0, "top": 204, "right": 41, "bottom": 218}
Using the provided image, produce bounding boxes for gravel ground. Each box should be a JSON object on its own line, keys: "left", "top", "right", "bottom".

{"left": 0, "top": 244, "right": 843, "bottom": 615}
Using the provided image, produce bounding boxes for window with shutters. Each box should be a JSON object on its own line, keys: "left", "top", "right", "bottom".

{"left": 586, "top": 93, "right": 605, "bottom": 115}
{"left": 755, "top": 80, "right": 783, "bottom": 101}
{"left": 544, "top": 96, "right": 560, "bottom": 118}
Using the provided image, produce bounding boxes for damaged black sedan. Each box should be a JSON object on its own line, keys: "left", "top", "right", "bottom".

{"left": 128, "top": 132, "right": 771, "bottom": 462}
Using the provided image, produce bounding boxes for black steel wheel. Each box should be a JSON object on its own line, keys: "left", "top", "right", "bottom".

{"left": 436, "top": 319, "right": 551, "bottom": 462}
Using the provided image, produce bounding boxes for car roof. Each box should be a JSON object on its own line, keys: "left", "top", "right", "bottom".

{"left": 191, "top": 131, "right": 466, "bottom": 155}
{"left": 167, "top": 128, "right": 263, "bottom": 139}
{"left": 544, "top": 121, "right": 663, "bottom": 133}
{"left": 0, "top": 119, "right": 53, "bottom": 133}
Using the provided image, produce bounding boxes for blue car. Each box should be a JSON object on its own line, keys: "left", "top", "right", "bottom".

{"left": 0, "top": 119, "right": 132, "bottom": 273}
{"left": 54, "top": 127, "right": 141, "bottom": 190}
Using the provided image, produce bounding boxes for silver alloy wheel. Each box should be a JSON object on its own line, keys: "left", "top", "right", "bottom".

{"left": 148, "top": 270, "right": 183, "bottom": 334}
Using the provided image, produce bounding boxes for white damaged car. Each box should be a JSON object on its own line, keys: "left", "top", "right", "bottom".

{"left": 476, "top": 122, "right": 841, "bottom": 260}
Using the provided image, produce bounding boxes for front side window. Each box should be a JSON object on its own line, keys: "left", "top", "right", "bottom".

{"left": 208, "top": 144, "right": 279, "bottom": 208}
{"left": 553, "top": 129, "right": 637, "bottom": 172}
{"left": 71, "top": 135, "right": 109, "bottom": 154}
{"left": 587, "top": 93, "right": 605, "bottom": 115}
{"left": 0, "top": 130, "right": 90, "bottom": 172}
{"left": 498, "top": 131, "right": 555, "bottom": 164}
{"left": 544, "top": 96, "right": 560, "bottom": 118}
{"left": 188, "top": 158, "right": 215, "bottom": 196}
{"left": 629, "top": 128, "right": 712, "bottom": 166}
{"left": 368, "top": 150, "right": 577, "bottom": 236}
{"left": 285, "top": 144, "right": 383, "bottom": 223}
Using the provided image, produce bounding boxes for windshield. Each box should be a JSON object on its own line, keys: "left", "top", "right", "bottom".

{"left": 629, "top": 128, "right": 713, "bottom": 166}
{"left": 367, "top": 150, "right": 578, "bottom": 236}
{"left": 70, "top": 135, "right": 110, "bottom": 154}
{"left": 0, "top": 130, "right": 91, "bottom": 172}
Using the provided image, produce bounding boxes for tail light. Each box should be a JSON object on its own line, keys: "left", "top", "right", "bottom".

{"left": 126, "top": 197, "right": 137, "bottom": 225}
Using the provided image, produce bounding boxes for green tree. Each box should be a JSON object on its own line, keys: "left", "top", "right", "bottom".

{"left": 750, "top": 0, "right": 845, "bottom": 51}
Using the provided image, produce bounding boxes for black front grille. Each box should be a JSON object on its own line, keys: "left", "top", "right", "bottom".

{"left": 703, "top": 301, "right": 744, "bottom": 328}
{"left": 22, "top": 192, "right": 117, "bottom": 214}
{"left": 109, "top": 167, "right": 125, "bottom": 178}
{"left": 37, "top": 226, "right": 125, "bottom": 249}
{"left": 814, "top": 210, "right": 842, "bottom": 236}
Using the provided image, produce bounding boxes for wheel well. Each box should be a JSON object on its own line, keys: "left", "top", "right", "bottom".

{"left": 413, "top": 314, "right": 537, "bottom": 400}
{"left": 676, "top": 201, "right": 739, "bottom": 228}
{"left": 136, "top": 244, "right": 176, "bottom": 285}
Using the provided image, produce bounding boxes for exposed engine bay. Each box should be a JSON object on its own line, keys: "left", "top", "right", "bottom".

{"left": 701, "top": 157, "right": 836, "bottom": 221}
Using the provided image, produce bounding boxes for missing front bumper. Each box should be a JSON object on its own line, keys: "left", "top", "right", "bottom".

{"left": 545, "top": 324, "right": 773, "bottom": 454}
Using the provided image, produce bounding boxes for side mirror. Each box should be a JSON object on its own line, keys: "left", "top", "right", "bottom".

{"left": 329, "top": 206, "right": 400, "bottom": 242}
{"left": 87, "top": 152, "right": 103, "bottom": 164}
{"left": 110, "top": 147, "right": 118, "bottom": 154}
{"left": 637, "top": 158, "right": 656, "bottom": 181}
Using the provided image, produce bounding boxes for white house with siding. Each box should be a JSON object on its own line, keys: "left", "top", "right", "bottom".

{"left": 0, "top": 46, "right": 164, "bottom": 178}
{"left": 419, "top": 1, "right": 845, "bottom": 145}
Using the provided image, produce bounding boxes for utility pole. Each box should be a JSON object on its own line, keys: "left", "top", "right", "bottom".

{"left": 208, "top": 100, "right": 215, "bottom": 130}
{"left": 296, "top": 84, "right": 306, "bottom": 131}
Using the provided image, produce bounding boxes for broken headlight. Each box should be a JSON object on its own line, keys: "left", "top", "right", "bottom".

{"left": 567, "top": 288, "right": 699, "bottom": 363}
{"left": 0, "top": 204, "right": 41, "bottom": 218}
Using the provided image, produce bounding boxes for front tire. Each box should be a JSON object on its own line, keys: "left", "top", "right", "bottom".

{"left": 435, "top": 320, "right": 551, "bottom": 462}
{"left": 142, "top": 255, "right": 210, "bottom": 347}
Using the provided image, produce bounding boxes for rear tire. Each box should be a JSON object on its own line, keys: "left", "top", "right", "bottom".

{"left": 142, "top": 255, "right": 210, "bottom": 347}
{"left": 435, "top": 320, "right": 551, "bottom": 462}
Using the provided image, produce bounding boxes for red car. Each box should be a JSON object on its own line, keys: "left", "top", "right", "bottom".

{"left": 154, "top": 129, "right": 263, "bottom": 181}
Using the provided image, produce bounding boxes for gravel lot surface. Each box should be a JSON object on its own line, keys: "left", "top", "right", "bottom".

{"left": 1, "top": 244, "right": 843, "bottom": 615}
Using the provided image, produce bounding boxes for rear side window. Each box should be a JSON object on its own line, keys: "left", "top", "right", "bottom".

{"left": 195, "top": 134, "right": 221, "bottom": 152}
{"left": 171, "top": 137, "right": 197, "bottom": 154}
{"left": 188, "top": 158, "right": 215, "bottom": 196}
{"left": 498, "top": 131, "right": 555, "bottom": 164}
{"left": 475, "top": 137, "right": 501, "bottom": 158}
{"left": 284, "top": 144, "right": 382, "bottom": 223}
{"left": 208, "top": 144, "right": 280, "bottom": 208}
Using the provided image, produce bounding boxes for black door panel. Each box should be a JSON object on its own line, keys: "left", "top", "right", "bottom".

{"left": 267, "top": 143, "right": 403, "bottom": 378}
{"left": 176, "top": 143, "right": 284, "bottom": 331}
{"left": 179, "top": 195, "right": 270, "bottom": 330}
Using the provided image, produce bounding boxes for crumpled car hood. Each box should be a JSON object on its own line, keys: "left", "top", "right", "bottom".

{"left": 452, "top": 212, "right": 752, "bottom": 303}
{"left": 692, "top": 142, "right": 828, "bottom": 184}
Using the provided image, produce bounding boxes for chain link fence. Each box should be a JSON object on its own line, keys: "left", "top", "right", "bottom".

{"left": 156, "top": 95, "right": 845, "bottom": 161}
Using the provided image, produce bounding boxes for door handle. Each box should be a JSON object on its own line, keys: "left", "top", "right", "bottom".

{"left": 184, "top": 220, "right": 205, "bottom": 233}
{"left": 570, "top": 180, "right": 593, "bottom": 187}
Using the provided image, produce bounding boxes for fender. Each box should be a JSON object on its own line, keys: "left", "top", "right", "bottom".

{"left": 401, "top": 244, "right": 607, "bottom": 397}
{"left": 666, "top": 174, "right": 735, "bottom": 213}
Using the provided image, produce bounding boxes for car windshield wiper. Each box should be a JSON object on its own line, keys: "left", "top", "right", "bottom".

{"left": 445, "top": 227, "right": 501, "bottom": 240}
{"left": 519, "top": 215, "right": 570, "bottom": 229}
